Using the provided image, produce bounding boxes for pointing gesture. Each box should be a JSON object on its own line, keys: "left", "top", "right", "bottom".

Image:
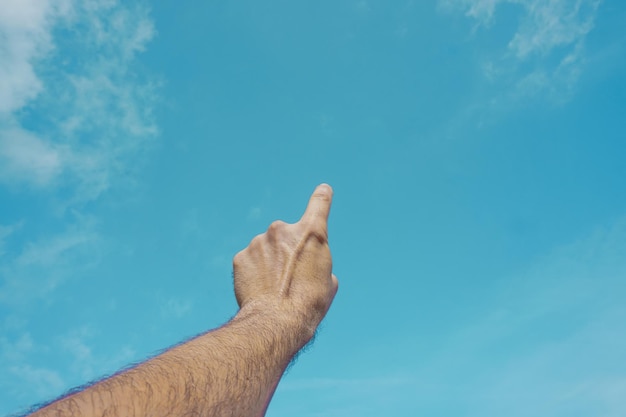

{"left": 29, "top": 184, "right": 340, "bottom": 417}
{"left": 233, "top": 184, "right": 338, "bottom": 343}
{"left": 300, "top": 183, "right": 333, "bottom": 229}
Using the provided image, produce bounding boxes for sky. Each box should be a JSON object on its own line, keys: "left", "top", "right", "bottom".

{"left": 1, "top": 0, "right": 625, "bottom": 415}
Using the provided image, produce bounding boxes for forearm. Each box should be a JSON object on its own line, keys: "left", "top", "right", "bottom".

{"left": 32, "top": 305, "right": 308, "bottom": 417}
{"left": 28, "top": 184, "right": 337, "bottom": 417}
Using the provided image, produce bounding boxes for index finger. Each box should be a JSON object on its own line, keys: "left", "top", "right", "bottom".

{"left": 300, "top": 183, "right": 333, "bottom": 228}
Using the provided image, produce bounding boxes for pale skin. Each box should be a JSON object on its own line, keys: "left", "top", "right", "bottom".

{"left": 29, "top": 184, "right": 338, "bottom": 417}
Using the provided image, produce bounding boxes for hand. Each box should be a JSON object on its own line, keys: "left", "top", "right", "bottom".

{"left": 233, "top": 184, "right": 338, "bottom": 341}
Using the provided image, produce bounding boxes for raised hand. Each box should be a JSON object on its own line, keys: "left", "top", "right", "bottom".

{"left": 233, "top": 184, "right": 339, "bottom": 341}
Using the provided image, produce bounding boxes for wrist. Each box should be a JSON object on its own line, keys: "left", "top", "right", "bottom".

{"left": 235, "top": 301, "right": 316, "bottom": 352}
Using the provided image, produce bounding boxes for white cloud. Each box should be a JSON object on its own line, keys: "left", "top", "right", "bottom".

{"left": 507, "top": 0, "right": 599, "bottom": 59}
{"left": 0, "top": 1, "right": 157, "bottom": 411}
{"left": 0, "top": 332, "right": 64, "bottom": 402}
{"left": 0, "top": 0, "right": 158, "bottom": 200}
{"left": 9, "top": 364, "right": 65, "bottom": 398}
{"left": 0, "top": 0, "right": 72, "bottom": 113}
{"left": 0, "top": 0, "right": 159, "bottom": 304}
{"left": 0, "top": 327, "right": 137, "bottom": 410}
{"left": 0, "top": 217, "right": 101, "bottom": 307}
{"left": 18, "top": 224, "right": 98, "bottom": 269}
{"left": 441, "top": 0, "right": 602, "bottom": 102}
{"left": 0, "top": 126, "right": 64, "bottom": 187}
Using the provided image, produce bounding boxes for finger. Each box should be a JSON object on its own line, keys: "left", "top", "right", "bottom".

{"left": 300, "top": 183, "right": 333, "bottom": 227}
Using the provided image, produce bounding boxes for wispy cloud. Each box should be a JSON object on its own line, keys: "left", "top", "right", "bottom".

{"left": 506, "top": 1, "right": 599, "bottom": 59}
{"left": 0, "top": 0, "right": 71, "bottom": 114}
{"left": 0, "top": 217, "right": 101, "bottom": 307}
{"left": 0, "top": 331, "right": 65, "bottom": 401}
{"left": 426, "top": 215, "right": 626, "bottom": 416}
{"left": 0, "top": 326, "right": 137, "bottom": 409}
{"left": 59, "top": 326, "right": 137, "bottom": 381}
{"left": 0, "top": 1, "right": 159, "bottom": 409}
{"left": 440, "top": 0, "right": 602, "bottom": 102}
{"left": 0, "top": 0, "right": 158, "bottom": 199}
{"left": 8, "top": 364, "right": 65, "bottom": 399}
{"left": 292, "top": 215, "right": 626, "bottom": 416}
{"left": 277, "top": 216, "right": 626, "bottom": 417}
{"left": 0, "top": 0, "right": 158, "bottom": 302}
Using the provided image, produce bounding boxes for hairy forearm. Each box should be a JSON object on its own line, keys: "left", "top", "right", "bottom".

{"left": 32, "top": 305, "right": 308, "bottom": 417}
{"left": 29, "top": 184, "right": 337, "bottom": 417}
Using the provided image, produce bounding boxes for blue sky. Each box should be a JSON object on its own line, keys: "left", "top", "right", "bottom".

{"left": 1, "top": 0, "right": 625, "bottom": 415}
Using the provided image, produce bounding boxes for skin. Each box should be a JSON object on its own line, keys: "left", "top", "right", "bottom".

{"left": 30, "top": 183, "right": 338, "bottom": 417}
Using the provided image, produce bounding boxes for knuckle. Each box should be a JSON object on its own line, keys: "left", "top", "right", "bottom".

{"left": 232, "top": 250, "right": 244, "bottom": 267}
{"left": 309, "top": 228, "right": 328, "bottom": 244}
{"left": 268, "top": 220, "right": 287, "bottom": 234}
{"left": 250, "top": 233, "right": 265, "bottom": 248}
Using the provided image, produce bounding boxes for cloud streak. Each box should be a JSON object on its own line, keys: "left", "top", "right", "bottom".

{"left": 427, "top": 215, "right": 626, "bottom": 416}
{"left": 0, "top": 2, "right": 159, "bottom": 410}
{"left": 0, "top": 0, "right": 159, "bottom": 304}
{"left": 0, "top": 0, "right": 72, "bottom": 114}
{"left": 0, "top": 0, "right": 158, "bottom": 199}
{"left": 441, "top": 0, "right": 602, "bottom": 102}
{"left": 0, "top": 217, "right": 101, "bottom": 307}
